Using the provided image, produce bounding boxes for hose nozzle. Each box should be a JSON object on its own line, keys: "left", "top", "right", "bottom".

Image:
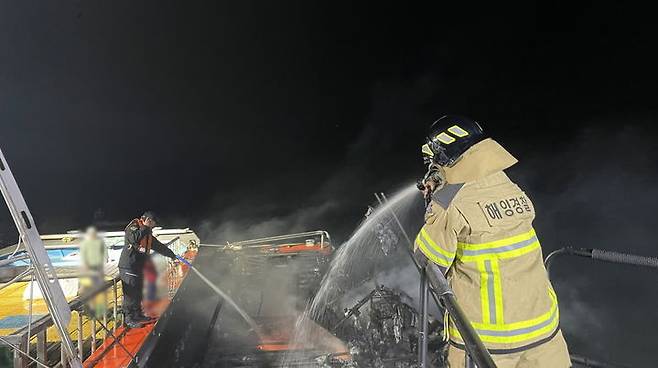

{"left": 176, "top": 255, "right": 192, "bottom": 267}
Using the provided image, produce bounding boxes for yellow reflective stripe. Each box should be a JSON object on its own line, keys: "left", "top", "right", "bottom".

{"left": 420, "top": 228, "right": 455, "bottom": 260}
{"left": 472, "top": 291, "right": 557, "bottom": 331}
{"left": 415, "top": 228, "right": 455, "bottom": 268}
{"left": 491, "top": 259, "right": 504, "bottom": 325}
{"left": 416, "top": 235, "right": 452, "bottom": 268}
{"left": 457, "top": 229, "right": 540, "bottom": 262}
{"left": 459, "top": 228, "right": 536, "bottom": 250}
{"left": 478, "top": 260, "right": 490, "bottom": 324}
{"left": 449, "top": 289, "right": 559, "bottom": 345}
{"left": 421, "top": 143, "right": 434, "bottom": 157}
{"left": 450, "top": 313, "right": 559, "bottom": 344}
{"left": 478, "top": 259, "right": 503, "bottom": 325}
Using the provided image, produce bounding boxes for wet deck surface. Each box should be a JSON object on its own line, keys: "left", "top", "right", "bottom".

{"left": 82, "top": 299, "right": 170, "bottom": 368}
{"left": 130, "top": 245, "right": 344, "bottom": 368}
{"left": 83, "top": 324, "right": 155, "bottom": 368}
{"left": 82, "top": 262, "right": 191, "bottom": 368}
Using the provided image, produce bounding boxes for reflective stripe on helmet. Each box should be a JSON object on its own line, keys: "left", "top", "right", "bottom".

{"left": 448, "top": 125, "right": 469, "bottom": 137}
{"left": 421, "top": 143, "right": 434, "bottom": 158}
{"left": 435, "top": 132, "right": 456, "bottom": 144}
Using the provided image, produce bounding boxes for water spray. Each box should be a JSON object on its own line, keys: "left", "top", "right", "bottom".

{"left": 176, "top": 256, "right": 262, "bottom": 336}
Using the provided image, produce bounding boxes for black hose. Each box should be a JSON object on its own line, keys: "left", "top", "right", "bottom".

{"left": 545, "top": 247, "right": 658, "bottom": 277}
{"left": 591, "top": 249, "right": 658, "bottom": 268}
{"left": 570, "top": 353, "right": 631, "bottom": 368}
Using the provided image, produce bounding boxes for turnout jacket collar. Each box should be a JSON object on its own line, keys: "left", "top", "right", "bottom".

{"left": 443, "top": 138, "right": 518, "bottom": 184}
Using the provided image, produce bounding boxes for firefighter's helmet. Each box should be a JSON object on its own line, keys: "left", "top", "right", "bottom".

{"left": 422, "top": 115, "right": 487, "bottom": 166}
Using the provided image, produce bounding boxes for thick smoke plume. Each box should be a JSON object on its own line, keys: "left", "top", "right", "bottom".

{"left": 198, "top": 116, "right": 658, "bottom": 366}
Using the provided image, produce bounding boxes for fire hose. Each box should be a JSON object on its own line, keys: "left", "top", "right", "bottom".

{"left": 376, "top": 192, "right": 496, "bottom": 368}
{"left": 543, "top": 247, "right": 657, "bottom": 368}
{"left": 544, "top": 247, "right": 658, "bottom": 275}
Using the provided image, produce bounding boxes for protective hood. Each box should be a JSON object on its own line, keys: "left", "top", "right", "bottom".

{"left": 442, "top": 138, "right": 517, "bottom": 184}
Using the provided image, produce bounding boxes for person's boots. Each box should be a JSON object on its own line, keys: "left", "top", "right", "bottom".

{"left": 134, "top": 314, "right": 155, "bottom": 323}
{"left": 125, "top": 311, "right": 145, "bottom": 328}
{"left": 125, "top": 318, "right": 143, "bottom": 328}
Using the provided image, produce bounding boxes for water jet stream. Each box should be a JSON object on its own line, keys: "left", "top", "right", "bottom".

{"left": 187, "top": 264, "right": 262, "bottom": 336}
{"left": 282, "top": 183, "right": 421, "bottom": 366}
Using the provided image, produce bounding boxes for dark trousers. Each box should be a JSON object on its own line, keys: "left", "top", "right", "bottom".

{"left": 119, "top": 268, "right": 143, "bottom": 321}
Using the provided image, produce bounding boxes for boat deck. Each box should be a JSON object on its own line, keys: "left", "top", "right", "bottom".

{"left": 82, "top": 299, "right": 170, "bottom": 368}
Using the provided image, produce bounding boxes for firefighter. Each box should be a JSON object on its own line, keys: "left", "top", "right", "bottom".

{"left": 415, "top": 116, "right": 571, "bottom": 368}
{"left": 118, "top": 211, "right": 177, "bottom": 328}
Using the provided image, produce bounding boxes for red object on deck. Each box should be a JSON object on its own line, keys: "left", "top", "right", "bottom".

{"left": 263, "top": 243, "right": 331, "bottom": 255}
{"left": 83, "top": 323, "right": 155, "bottom": 368}
{"left": 83, "top": 299, "right": 171, "bottom": 368}
{"left": 83, "top": 251, "right": 196, "bottom": 368}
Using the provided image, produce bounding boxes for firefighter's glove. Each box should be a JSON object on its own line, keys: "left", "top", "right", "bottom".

{"left": 419, "top": 164, "right": 445, "bottom": 201}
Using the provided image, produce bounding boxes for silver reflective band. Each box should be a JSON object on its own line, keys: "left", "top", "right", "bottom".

{"left": 475, "top": 308, "right": 558, "bottom": 337}
{"left": 416, "top": 235, "right": 452, "bottom": 264}
{"left": 461, "top": 236, "right": 538, "bottom": 256}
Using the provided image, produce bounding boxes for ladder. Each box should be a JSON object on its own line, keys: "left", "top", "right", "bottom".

{"left": 0, "top": 148, "right": 82, "bottom": 368}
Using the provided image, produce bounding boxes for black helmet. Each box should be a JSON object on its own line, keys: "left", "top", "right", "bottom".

{"left": 141, "top": 210, "right": 159, "bottom": 223}
{"left": 422, "top": 115, "right": 487, "bottom": 166}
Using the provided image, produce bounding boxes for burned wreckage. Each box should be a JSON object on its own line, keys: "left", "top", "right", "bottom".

{"left": 130, "top": 197, "right": 450, "bottom": 368}
{"left": 2, "top": 144, "right": 656, "bottom": 368}
{"left": 130, "top": 187, "right": 658, "bottom": 368}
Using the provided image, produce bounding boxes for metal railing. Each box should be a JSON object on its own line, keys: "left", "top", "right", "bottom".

{"left": 202, "top": 230, "right": 331, "bottom": 250}
{"left": 0, "top": 276, "right": 122, "bottom": 368}
{"left": 544, "top": 246, "right": 658, "bottom": 368}
{"left": 374, "top": 192, "right": 496, "bottom": 368}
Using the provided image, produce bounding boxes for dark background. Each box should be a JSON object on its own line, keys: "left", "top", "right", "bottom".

{"left": 1, "top": 1, "right": 657, "bottom": 366}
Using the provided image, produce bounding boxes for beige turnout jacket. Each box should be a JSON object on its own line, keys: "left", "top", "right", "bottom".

{"left": 415, "top": 138, "right": 560, "bottom": 352}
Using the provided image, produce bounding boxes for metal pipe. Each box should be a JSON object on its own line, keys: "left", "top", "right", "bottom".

{"left": 90, "top": 314, "right": 137, "bottom": 363}
{"left": 0, "top": 267, "right": 33, "bottom": 291}
{"left": 0, "top": 253, "right": 30, "bottom": 267}
{"left": 112, "top": 279, "right": 118, "bottom": 333}
{"left": 570, "top": 353, "right": 630, "bottom": 368}
{"left": 103, "top": 299, "right": 108, "bottom": 340}
{"left": 331, "top": 289, "right": 377, "bottom": 332}
{"left": 544, "top": 247, "right": 591, "bottom": 275}
{"left": 374, "top": 193, "right": 443, "bottom": 310}
{"left": 378, "top": 192, "right": 413, "bottom": 247}
{"left": 418, "top": 271, "right": 429, "bottom": 367}
{"left": 26, "top": 269, "right": 34, "bottom": 357}
{"left": 77, "top": 311, "right": 84, "bottom": 360}
{"left": 0, "top": 335, "right": 50, "bottom": 368}
{"left": 37, "top": 330, "right": 46, "bottom": 363}
{"left": 208, "top": 230, "right": 332, "bottom": 248}
{"left": 61, "top": 342, "right": 69, "bottom": 368}
{"left": 424, "top": 263, "right": 496, "bottom": 368}
{"left": 465, "top": 353, "right": 476, "bottom": 368}
{"left": 376, "top": 192, "right": 495, "bottom": 367}
{"left": 91, "top": 315, "right": 97, "bottom": 352}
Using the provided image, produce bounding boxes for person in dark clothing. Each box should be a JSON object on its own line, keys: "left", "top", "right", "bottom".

{"left": 118, "top": 211, "right": 176, "bottom": 328}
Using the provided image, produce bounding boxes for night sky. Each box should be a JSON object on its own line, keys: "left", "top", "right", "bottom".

{"left": 1, "top": 2, "right": 657, "bottom": 366}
